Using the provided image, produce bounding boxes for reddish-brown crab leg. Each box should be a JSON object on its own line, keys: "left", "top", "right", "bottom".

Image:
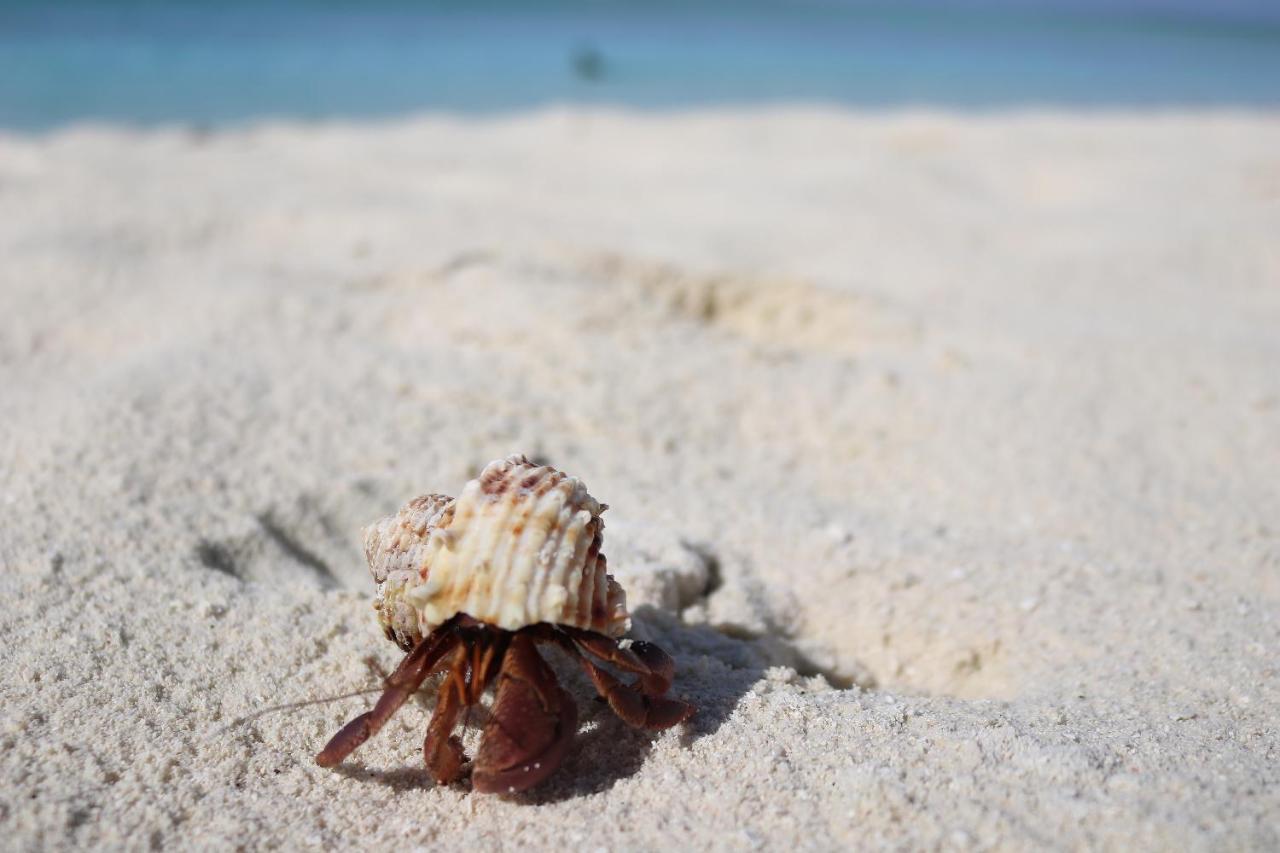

{"left": 315, "top": 628, "right": 459, "bottom": 768}
{"left": 575, "top": 648, "right": 695, "bottom": 729}
{"left": 563, "top": 629, "right": 677, "bottom": 697}
{"left": 422, "top": 644, "right": 470, "bottom": 784}
{"left": 472, "top": 633, "right": 578, "bottom": 794}
{"left": 422, "top": 628, "right": 513, "bottom": 784}
{"left": 545, "top": 627, "right": 693, "bottom": 730}
{"left": 471, "top": 632, "right": 508, "bottom": 703}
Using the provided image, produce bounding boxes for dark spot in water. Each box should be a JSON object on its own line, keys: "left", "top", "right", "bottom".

{"left": 571, "top": 44, "right": 606, "bottom": 81}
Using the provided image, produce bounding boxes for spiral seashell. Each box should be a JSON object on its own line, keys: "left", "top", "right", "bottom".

{"left": 363, "top": 455, "right": 629, "bottom": 647}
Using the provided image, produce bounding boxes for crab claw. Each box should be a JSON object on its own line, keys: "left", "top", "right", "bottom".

{"left": 471, "top": 634, "right": 578, "bottom": 794}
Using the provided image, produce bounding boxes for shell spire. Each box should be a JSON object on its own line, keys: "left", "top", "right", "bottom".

{"left": 362, "top": 455, "right": 630, "bottom": 647}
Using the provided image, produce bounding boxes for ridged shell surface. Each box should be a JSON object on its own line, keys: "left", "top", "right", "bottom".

{"left": 363, "top": 455, "right": 629, "bottom": 646}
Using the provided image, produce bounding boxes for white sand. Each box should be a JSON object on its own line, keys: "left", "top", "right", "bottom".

{"left": 1, "top": 109, "right": 1278, "bottom": 850}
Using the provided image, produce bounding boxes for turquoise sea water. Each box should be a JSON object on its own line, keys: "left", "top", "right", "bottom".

{"left": 2, "top": 1, "right": 1279, "bottom": 129}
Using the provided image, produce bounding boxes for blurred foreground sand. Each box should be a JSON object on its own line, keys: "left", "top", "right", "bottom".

{"left": 1, "top": 109, "right": 1278, "bottom": 849}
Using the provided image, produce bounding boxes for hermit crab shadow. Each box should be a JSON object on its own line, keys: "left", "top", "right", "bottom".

{"left": 512, "top": 604, "right": 832, "bottom": 804}
{"left": 527, "top": 601, "right": 881, "bottom": 803}
{"left": 332, "top": 763, "right": 438, "bottom": 792}
{"left": 327, "top": 604, "right": 835, "bottom": 803}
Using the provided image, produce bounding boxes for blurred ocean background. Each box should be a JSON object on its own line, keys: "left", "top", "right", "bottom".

{"left": 3, "top": 0, "right": 1279, "bottom": 129}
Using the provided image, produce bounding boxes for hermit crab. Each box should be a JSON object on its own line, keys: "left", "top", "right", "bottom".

{"left": 316, "top": 454, "right": 695, "bottom": 793}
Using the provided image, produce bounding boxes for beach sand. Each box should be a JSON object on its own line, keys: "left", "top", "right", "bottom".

{"left": 1, "top": 109, "right": 1278, "bottom": 849}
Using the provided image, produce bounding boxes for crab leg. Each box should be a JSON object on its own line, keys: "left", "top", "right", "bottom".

{"left": 471, "top": 631, "right": 509, "bottom": 703}
{"left": 531, "top": 626, "right": 694, "bottom": 731}
{"left": 472, "top": 634, "right": 578, "bottom": 794}
{"left": 565, "top": 629, "right": 677, "bottom": 696}
{"left": 315, "top": 629, "right": 458, "bottom": 768}
{"left": 422, "top": 644, "right": 470, "bottom": 784}
{"left": 570, "top": 647, "right": 695, "bottom": 730}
